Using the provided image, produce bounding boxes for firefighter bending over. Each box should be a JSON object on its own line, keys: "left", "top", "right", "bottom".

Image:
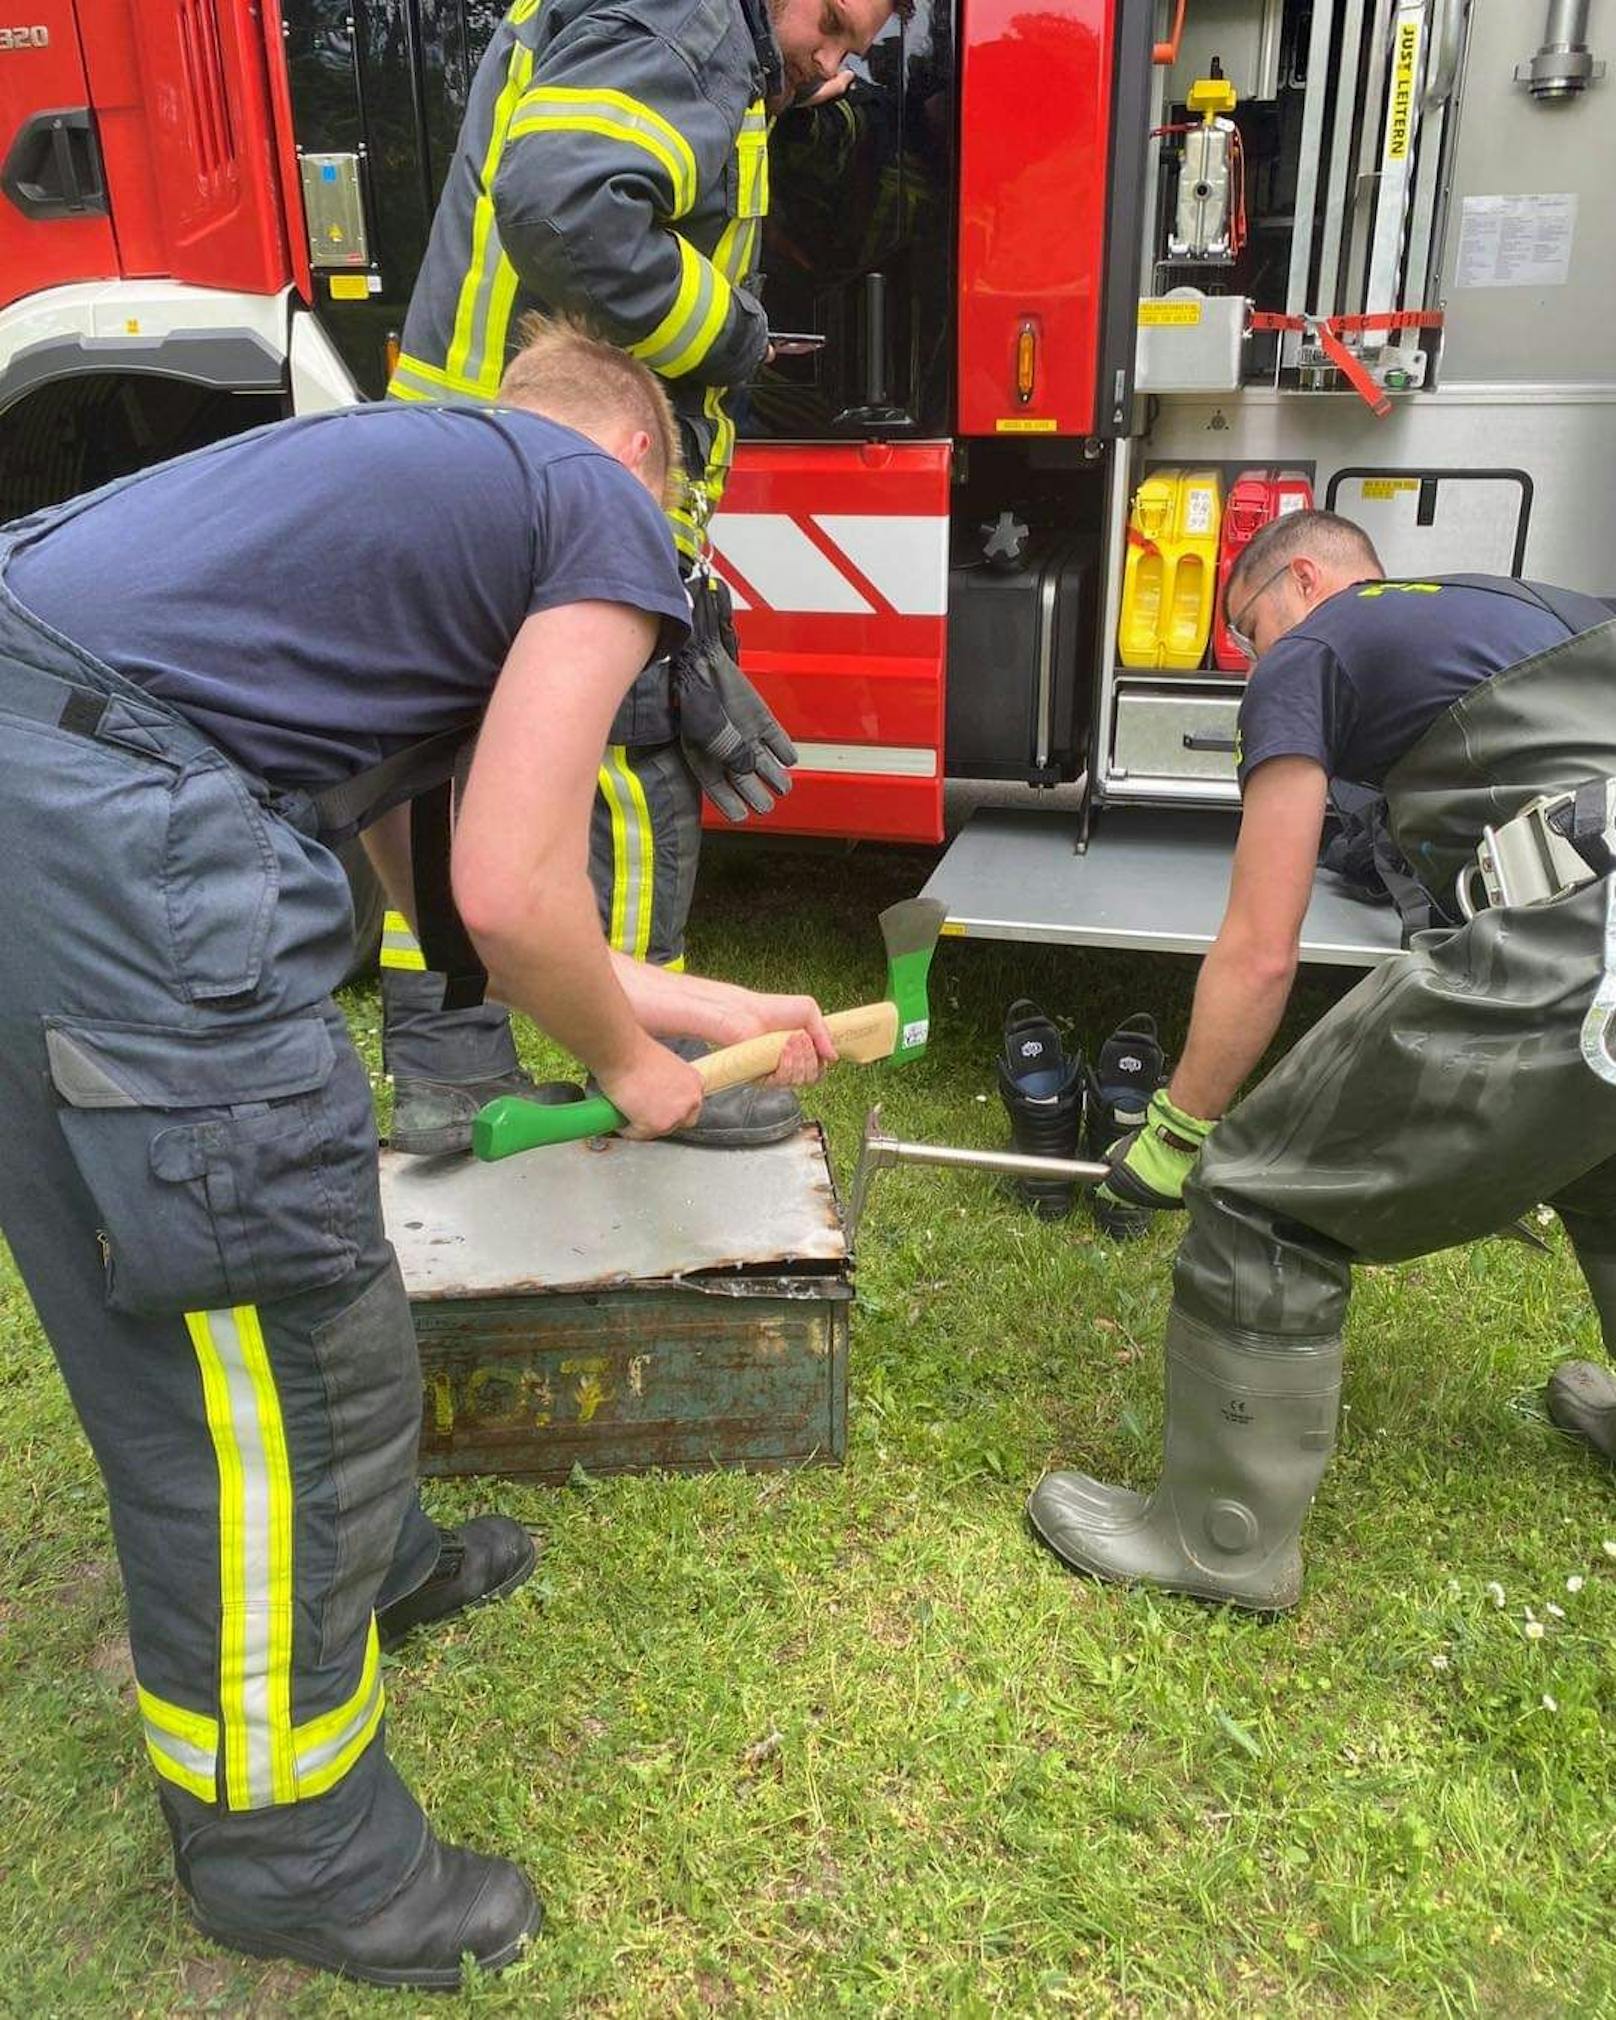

{"left": 1028, "top": 510, "right": 1616, "bottom": 1610}
{"left": 381, "top": 0, "right": 903, "bottom": 1156}
{"left": 0, "top": 319, "right": 831, "bottom": 1987}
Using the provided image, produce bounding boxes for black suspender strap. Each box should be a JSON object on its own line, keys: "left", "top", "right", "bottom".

{"left": 410, "top": 770, "right": 488, "bottom": 1011}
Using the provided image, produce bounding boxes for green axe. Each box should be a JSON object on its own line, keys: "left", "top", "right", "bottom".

{"left": 472, "top": 895, "right": 947, "bottom": 1160}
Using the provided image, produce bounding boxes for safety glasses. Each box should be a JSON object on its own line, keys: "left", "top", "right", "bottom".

{"left": 1226, "top": 558, "right": 1293, "bottom": 663}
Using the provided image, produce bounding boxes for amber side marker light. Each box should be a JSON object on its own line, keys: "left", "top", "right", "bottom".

{"left": 1015, "top": 320, "right": 1037, "bottom": 404}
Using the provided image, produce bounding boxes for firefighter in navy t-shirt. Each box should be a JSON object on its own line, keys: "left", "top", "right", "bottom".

{"left": 1027, "top": 509, "right": 1616, "bottom": 1612}
{"left": 0, "top": 317, "right": 832, "bottom": 1987}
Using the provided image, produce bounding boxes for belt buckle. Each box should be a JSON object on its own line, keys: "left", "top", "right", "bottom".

{"left": 1477, "top": 790, "right": 1586, "bottom": 910}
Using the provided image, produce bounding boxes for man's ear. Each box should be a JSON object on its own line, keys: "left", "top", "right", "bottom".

{"left": 615, "top": 428, "right": 654, "bottom": 478}
{"left": 1291, "top": 554, "right": 1324, "bottom": 604}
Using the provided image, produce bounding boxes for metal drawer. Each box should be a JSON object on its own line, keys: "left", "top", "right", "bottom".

{"left": 1111, "top": 686, "right": 1241, "bottom": 785}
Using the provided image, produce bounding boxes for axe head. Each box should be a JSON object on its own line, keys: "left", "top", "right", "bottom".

{"left": 879, "top": 896, "right": 948, "bottom": 1063}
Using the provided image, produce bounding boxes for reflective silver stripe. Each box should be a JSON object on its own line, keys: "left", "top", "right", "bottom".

{"left": 598, "top": 747, "right": 652, "bottom": 958}
{"left": 380, "top": 910, "right": 427, "bottom": 973}
{"left": 506, "top": 87, "right": 698, "bottom": 216}
{"left": 138, "top": 1685, "right": 219, "bottom": 1802}
{"left": 630, "top": 238, "right": 731, "bottom": 379}
{"left": 186, "top": 1306, "right": 296, "bottom": 1811}
{"left": 293, "top": 1623, "right": 386, "bottom": 1795}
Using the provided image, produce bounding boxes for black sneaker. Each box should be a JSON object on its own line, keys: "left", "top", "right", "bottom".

{"left": 996, "top": 1000, "right": 1086, "bottom": 1220}
{"left": 1086, "top": 1012, "right": 1167, "bottom": 1241}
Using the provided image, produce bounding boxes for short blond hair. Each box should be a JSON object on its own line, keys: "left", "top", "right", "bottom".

{"left": 498, "top": 312, "right": 682, "bottom": 509}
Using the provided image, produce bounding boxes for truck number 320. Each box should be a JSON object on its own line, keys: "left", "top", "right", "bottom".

{"left": 0, "top": 25, "right": 50, "bottom": 48}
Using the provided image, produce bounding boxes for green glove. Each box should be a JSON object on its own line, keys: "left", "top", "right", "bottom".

{"left": 1095, "top": 1088, "right": 1215, "bottom": 1212}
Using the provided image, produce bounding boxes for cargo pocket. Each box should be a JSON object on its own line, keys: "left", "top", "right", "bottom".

{"left": 164, "top": 755, "right": 278, "bottom": 1003}
{"left": 310, "top": 1257, "right": 422, "bottom": 1664}
{"left": 47, "top": 1014, "right": 357, "bottom": 1317}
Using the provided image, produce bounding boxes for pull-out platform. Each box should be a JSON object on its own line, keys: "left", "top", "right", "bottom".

{"left": 922, "top": 807, "right": 1402, "bottom": 965}
{"left": 381, "top": 1128, "right": 850, "bottom": 1482}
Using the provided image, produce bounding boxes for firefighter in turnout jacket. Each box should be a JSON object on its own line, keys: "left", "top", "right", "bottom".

{"left": 0, "top": 322, "right": 831, "bottom": 1986}
{"left": 381, "top": 0, "right": 900, "bottom": 1154}
{"left": 1027, "top": 510, "right": 1616, "bottom": 1611}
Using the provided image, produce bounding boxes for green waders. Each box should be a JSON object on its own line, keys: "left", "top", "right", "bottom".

{"left": 1030, "top": 616, "right": 1616, "bottom": 1609}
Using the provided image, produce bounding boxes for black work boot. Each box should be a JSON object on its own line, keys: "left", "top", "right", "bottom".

{"left": 1086, "top": 1012, "right": 1167, "bottom": 1241}
{"left": 660, "top": 1035, "right": 804, "bottom": 1149}
{"left": 377, "top": 1517, "right": 537, "bottom": 1650}
{"left": 996, "top": 1000, "right": 1085, "bottom": 1220}
{"left": 1545, "top": 1244, "right": 1616, "bottom": 1461}
{"left": 390, "top": 1073, "right": 585, "bottom": 1158}
{"left": 194, "top": 1829, "right": 542, "bottom": 1989}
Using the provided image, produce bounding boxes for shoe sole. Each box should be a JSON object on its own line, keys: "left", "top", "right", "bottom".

{"left": 378, "top": 1531, "right": 539, "bottom": 1652}
{"left": 387, "top": 1130, "right": 474, "bottom": 1158}
{"left": 666, "top": 1114, "right": 806, "bottom": 1150}
{"left": 194, "top": 1902, "right": 542, "bottom": 1990}
{"left": 1024, "top": 1502, "right": 1298, "bottom": 1613}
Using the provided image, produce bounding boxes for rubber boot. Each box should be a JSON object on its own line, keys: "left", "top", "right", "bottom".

{"left": 996, "top": 1000, "right": 1085, "bottom": 1220}
{"left": 659, "top": 1035, "right": 804, "bottom": 1149}
{"left": 1545, "top": 1243, "right": 1616, "bottom": 1463}
{"left": 1026, "top": 1306, "right": 1342, "bottom": 1610}
{"left": 1086, "top": 1011, "right": 1167, "bottom": 1242}
{"left": 390, "top": 1072, "right": 584, "bottom": 1158}
{"left": 377, "top": 1516, "right": 538, "bottom": 1650}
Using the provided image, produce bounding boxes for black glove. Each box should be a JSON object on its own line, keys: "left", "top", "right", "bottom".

{"left": 672, "top": 571, "right": 797, "bottom": 822}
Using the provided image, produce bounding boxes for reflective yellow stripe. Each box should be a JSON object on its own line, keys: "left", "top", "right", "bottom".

{"left": 627, "top": 235, "right": 734, "bottom": 380}
{"left": 138, "top": 1685, "right": 219, "bottom": 1804}
{"left": 510, "top": 0, "right": 541, "bottom": 18}
{"left": 736, "top": 100, "right": 769, "bottom": 217}
{"left": 294, "top": 1620, "right": 386, "bottom": 1800}
{"left": 186, "top": 1307, "right": 296, "bottom": 1811}
{"left": 506, "top": 87, "right": 697, "bottom": 216}
{"left": 597, "top": 747, "right": 655, "bottom": 959}
{"left": 447, "top": 41, "right": 535, "bottom": 394}
{"left": 387, "top": 351, "right": 476, "bottom": 402}
{"left": 665, "top": 955, "right": 687, "bottom": 974}
{"left": 380, "top": 910, "right": 427, "bottom": 973}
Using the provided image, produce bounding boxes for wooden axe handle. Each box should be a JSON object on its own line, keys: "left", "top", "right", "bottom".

{"left": 693, "top": 1000, "right": 899, "bottom": 1097}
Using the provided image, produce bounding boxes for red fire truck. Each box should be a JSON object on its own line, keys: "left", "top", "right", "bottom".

{"left": 3, "top": 0, "right": 1611, "bottom": 961}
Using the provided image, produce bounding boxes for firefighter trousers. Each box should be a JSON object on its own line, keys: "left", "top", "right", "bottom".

{"left": 1175, "top": 877, "right": 1616, "bottom": 1369}
{"left": 0, "top": 576, "right": 446, "bottom": 1928}
{"left": 380, "top": 739, "right": 702, "bottom": 1081}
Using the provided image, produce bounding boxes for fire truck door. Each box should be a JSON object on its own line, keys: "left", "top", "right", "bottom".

{"left": 710, "top": 441, "right": 951, "bottom": 845}
{"left": 0, "top": 7, "right": 116, "bottom": 310}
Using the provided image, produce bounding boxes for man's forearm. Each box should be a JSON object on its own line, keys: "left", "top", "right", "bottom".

{"left": 1169, "top": 934, "right": 1299, "bottom": 1121}
{"left": 472, "top": 870, "right": 647, "bottom": 1079}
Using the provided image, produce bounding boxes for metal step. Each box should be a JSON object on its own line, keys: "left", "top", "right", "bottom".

{"left": 921, "top": 806, "right": 1402, "bottom": 966}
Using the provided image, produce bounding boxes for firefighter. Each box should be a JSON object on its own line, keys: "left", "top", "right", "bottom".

{"left": 1027, "top": 510, "right": 1616, "bottom": 1611}
{"left": 381, "top": 0, "right": 904, "bottom": 1156}
{"left": 0, "top": 318, "right": 831, "bottom": 1985}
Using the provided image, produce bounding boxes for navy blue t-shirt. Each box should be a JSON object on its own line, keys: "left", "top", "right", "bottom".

{"left": 4, "top": 403, "right": 689, "bottom": 788}
{"left": 1235, "top": 577, "right": 1582, "bottom": 792}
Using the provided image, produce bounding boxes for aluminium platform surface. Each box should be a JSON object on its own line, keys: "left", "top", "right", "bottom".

{"left": 922, "top": 807, "right": 1403, "bottom": 965}
{"left": 380, "top": 1125, "right": 846, "bottom": 1301}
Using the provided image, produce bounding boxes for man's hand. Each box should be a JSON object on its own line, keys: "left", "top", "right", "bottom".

{"left": 1095, "top": 1088, "right": 1215, "bottom": 1212}
{"left": 708, "top": 987, "right": 838, "bottom": 1086}
{"left": 674, "top": 573, "right": 797, "bottom": 821}
{"left": 596, "top": 1037, "right": 705, "bottom": 1140}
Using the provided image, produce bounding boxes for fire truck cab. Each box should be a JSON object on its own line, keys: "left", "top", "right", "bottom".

{"left": 2, "top": 0, "right": 1611, "bottom": 964}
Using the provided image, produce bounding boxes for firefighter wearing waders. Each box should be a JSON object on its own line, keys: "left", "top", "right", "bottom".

{"left": 0, "top": 320, "right": 831, "bottom": 1986}
{"left": 380, "top": 0, "right": 901, "bottom": 1155}
{"left": 1027, "top": 510, "right": 1616, "bottom": 1611}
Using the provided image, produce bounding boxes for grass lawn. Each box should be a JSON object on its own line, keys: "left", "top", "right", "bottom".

{"left": 3, "top": 836, "right": 1615, "bottom": 2017}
